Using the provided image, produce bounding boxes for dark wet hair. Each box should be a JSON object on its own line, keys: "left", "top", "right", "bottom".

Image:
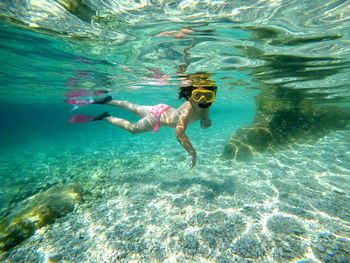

{"left": 178, "top": 85, "right": 193, "bottom": 100}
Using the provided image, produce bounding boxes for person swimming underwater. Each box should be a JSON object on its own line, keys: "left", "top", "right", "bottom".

{"left": 68, "top": 73, "right": 217, "bottom": 167}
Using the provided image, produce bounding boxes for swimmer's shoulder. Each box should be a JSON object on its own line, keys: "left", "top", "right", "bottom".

{"left": 177, "top": 101, "right": 193, "bottom": 112}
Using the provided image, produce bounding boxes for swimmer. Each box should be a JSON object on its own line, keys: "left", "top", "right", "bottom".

{"left": 68, "top": 73, "right": 217, "bottom": 167}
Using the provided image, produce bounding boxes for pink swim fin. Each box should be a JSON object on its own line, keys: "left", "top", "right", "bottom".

{"left": 66, "top": 89, "right": 93, "bottom": 98}
{"left": 65, "top": 95, "right": 113, "bottom": 106}
{"left": 65, "top": 89, "right": 110, "bottom": 98}
{"left": 65, "top": 97, "right": 94, "bottom": 106}
{"left": 69, "top": 114, "right": 94, "bottom": 123}
{"left": 69, "top": 112, "right": 110, "bottom": 123}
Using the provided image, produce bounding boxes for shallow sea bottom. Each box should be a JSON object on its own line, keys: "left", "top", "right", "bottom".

{"left": 3, "top": 130, "right": 350, "bottom": 262}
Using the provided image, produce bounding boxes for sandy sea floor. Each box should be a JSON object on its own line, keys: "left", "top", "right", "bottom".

{"left": 2, "top": 129, "right": 350, "bottom": 262}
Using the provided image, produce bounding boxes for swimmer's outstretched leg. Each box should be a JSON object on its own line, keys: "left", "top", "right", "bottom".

{"left": 104, "top": 100, "right": 152, "bottom": 118}
{"left": 69, "top": 111, "right": 154, "bottom": 134}
{"left": 104, "top": 115, "right": 154, "bottom": 134}
{"left": 92, "top": 112, "right": 110, "bottom": 121}
{"left": 94, "top": 95, "right": 113, "bottom": 104}
{"left": 70, "top": 94, "right": 151, "bottom": 118}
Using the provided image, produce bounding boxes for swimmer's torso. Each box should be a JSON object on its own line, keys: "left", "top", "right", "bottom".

{"left": 159, "top": 101, "right": 205, "bottom": 127}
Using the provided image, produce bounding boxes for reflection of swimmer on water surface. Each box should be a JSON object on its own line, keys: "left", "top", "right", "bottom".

{"left": 157, "top": 28, "right": 194, "bottom": 38}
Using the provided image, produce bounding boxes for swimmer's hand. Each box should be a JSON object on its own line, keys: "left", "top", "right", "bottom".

{"left": 200, "top": 119, "right": 212, "bottom": 129}
{"left": 190, "top": 152, "right": 197, "bottom": 168}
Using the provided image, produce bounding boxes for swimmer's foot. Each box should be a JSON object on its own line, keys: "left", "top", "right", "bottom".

{"left": 94, "top": 89, "right": 112, "bottom": 96}
{"left": 65, "top": 95, "right": 112, "bottom": 106}
{"left": 92, "top": 112, "right": 110, "bottom": 121}
{"left": 65, "top": 89, "right": 111, "bottom": 98}
{"left": 93, "top": 95, "right": 113, "bottom": 104}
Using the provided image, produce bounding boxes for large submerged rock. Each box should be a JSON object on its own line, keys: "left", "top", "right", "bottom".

{"left": 0, "top": 184, "right": 83, "bottom": 255}
{"left": 223, "top": 87, "right": 349, "bottom": 160}
{"left": 223, "top": 28, "right": 350, "bottom": 160}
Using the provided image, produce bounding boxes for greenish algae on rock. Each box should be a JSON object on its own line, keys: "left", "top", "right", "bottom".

{"left": 223, "top": 26, "right": 350, "bottom": 160}
{"left": 0, "top": 184, "right": 83, "bottom": 255}
{"left": 223, "top": 87, "right": 349, "bottom": 160}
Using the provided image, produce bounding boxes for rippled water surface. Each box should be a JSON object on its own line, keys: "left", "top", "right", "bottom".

{"left": 0, "top": 1, "right": 350, "bottom": 262}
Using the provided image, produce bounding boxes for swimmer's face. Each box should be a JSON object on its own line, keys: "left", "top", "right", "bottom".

{"left": 190, "top": 87, "right": 216, "bottom": 108}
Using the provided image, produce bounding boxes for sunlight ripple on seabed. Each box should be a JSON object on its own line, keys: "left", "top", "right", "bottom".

{"left": 2, "top": 130, "right": 349, "bottom": 262}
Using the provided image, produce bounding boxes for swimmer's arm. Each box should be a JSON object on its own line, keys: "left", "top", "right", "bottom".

{"left": 200, "top": 108, "right": 212, "bottom": 129}
{"left": 176, "top": 110, "right": 197, "bottom": 167}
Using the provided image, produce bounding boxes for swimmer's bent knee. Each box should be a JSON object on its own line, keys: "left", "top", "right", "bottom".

{"left": 130, "top": 128, "right": 143, "bottom": 134}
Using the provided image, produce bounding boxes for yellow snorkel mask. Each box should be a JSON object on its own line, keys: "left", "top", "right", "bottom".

{"left": 191, "top": 89, "right": 216, "bottom": 103}
{"left": 190, "top": 79, "right": 216, "bottom": 103}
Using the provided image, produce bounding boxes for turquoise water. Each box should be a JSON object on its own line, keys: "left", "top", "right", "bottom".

{"left": 1, "top": 1, "right": 350, "bottom": 262}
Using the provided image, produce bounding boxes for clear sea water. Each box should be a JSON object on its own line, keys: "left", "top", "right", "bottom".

{"left": 0, "top": 1, "right": 349, "bottom": 262}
